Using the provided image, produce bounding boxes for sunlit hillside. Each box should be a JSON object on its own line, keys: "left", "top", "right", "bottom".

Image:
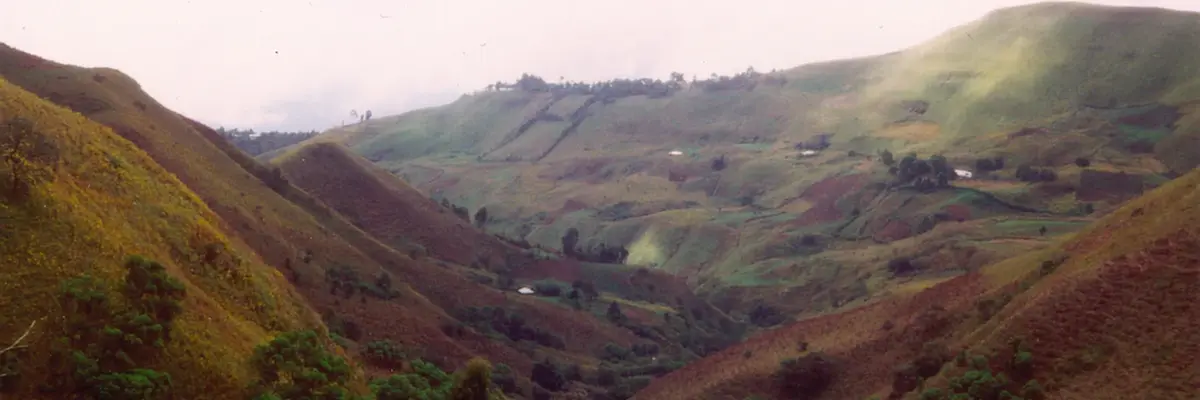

{"left": 276, "top": 1, "right": 1200, "bottom": 323}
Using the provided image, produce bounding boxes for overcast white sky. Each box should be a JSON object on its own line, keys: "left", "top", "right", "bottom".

{"left": 3, "top": 0, "right": 1198, "bottom": 131}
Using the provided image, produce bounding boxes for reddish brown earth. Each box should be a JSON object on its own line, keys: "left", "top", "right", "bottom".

{"left": 873, "top": 219, "right": 914, "bottom": 243}
{"left": 276, "top": 142, "right": 518, "bottom": 267}
{"left": 1077, "top": 169, "right": 1147, "bottom": 202}
{"left": 943, "top": 204, "right": 972, "bottom": 221}
{"left": 793, "top": 174, "right": 870, "bottom": 226}
{"left": 274, "top": 143, "right": 644, "bottom": 353}
{"left": 638, "top": 168, "right": 1200, "bottom": 400}
{"left": 636, "top": 273, "right": 988, "bottom": 400}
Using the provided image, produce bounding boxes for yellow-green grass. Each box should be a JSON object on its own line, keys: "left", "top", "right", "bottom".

{"left": 0, "top": 77, "right": 338, "bottom": 398}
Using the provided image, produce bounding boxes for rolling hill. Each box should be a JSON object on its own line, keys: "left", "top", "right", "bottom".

{"left": 0, "top": 41, "right": 737, "bottom": 399}
{"left": 634, "top": 162, "right": 1200, "bottom": 400}
{"left": 275, "top": 1, "right": 1200, "bottom": 325}
{"left": 4, "top": 1, "right": 1200, "bottom": 400}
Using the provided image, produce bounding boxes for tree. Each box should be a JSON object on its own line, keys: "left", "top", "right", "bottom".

{"left": 530, "top": 359, "right": 564, "bottom": 392}
{"left": 606, "top": 301, "right": 625, "bottom": 323}
{"left": 474, "top": 207, "right": 488, "bottom": 228}
{"left": 777, "top": 353, "right": 836, "bottom": 398}
{"left": 1074, "top": 157, "right": 1090, "bottom": 167}
{"left": 561, "top": 228, "right": 579, "bottom": 257}
{"left": 449, "top": 357, "right": 493, "bottom": 400}
{"left": 365, "top": 110, "right": 373, "bottom": 121}
{"left": 711, "top": 155, "right": 727, "bottom": 171}
{"left": 1, "top": 116, "right": 60, "bottom": 199}
{"left": 879, "top": 150, "right": 895, "bottom": 166}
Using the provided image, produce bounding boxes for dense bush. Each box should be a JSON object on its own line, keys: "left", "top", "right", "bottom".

{"left": 530, "top": 359, "right": 565, "bottom": 392}
{"left": 531, "top": 281, "right": 565, "bottom": 297}
{"left": 1015, "top": 165, "right": 1058, "bottom": 182}
{"left": 48, "top": 256, "right": 186, "bottom": 399}
{"left": 364, "top": 340, "right": 407, "bottom": 369}
{"left": 248, "top": 330, "right": 354, "bottom": 399}
{"left": 776, "top": 352, "right": 836, "bottom": 399}
{"left": 371, "top": 357, "right": 504, "bottom": 400}
{"left": 887, "top": 257, "right": 918, "bottom": 275}
{"left": 915, "top": 349, "right": 1044, "bottom": 400}
{"left": 748, "top": 304, "right": 786, "bottom": 327}
{"left": 456, "top": 306, "right": 565, "bottom": 349}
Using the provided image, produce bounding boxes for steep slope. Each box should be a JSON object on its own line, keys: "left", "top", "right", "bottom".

{"left": 272, "top": 141, "right": 750, "bottom": 396}
{"left": 271, "top": 141, "right": 652, "bottom": 353}
{"left": 0, "top": 78, "right": 334, "bottom": 398}
{"left": 272, "top": 141, "right": 528, "bottom": 266}
{"left": 635, "top": 167, "right": 1200, "bottom": 399}
{"left": 278, "top": 2, "right": 1200, "bottom": 319}
{"left": 0, "top": 42, "right": 545, "bottom": 390}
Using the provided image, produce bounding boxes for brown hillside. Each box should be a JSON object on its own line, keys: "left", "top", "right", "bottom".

{"left": 273, "top": 142, "right": 644, "bottom": 353}
{"left": 0, "top": 42, "right": 539, "bottom": 379}
{"left": 274, "top": 141, "right": 519, "bottom": 267}
{"left": 636, "top": 167, "right": 1200, "bottom": 400}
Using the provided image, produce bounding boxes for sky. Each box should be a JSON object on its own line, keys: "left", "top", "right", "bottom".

{"left": 3, "top": 0, "right": 1199, "bottom": 132}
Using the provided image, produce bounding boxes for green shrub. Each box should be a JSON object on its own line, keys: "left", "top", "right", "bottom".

{"left": 248, "top": 330, "right": 353, "bottom": 399}
{"left": 364, "top": 340, "right": 407, "bottom": 369}
{"left": 49, "top": 255, "right": 185, "bottom": 399}
{"left": 490, "top": 363, "right": 518, "bottom": 394}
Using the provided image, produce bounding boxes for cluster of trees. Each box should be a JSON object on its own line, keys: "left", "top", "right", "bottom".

{"left": 484, "top": 67, "right": 785, "bottom": 101}
{"left": 794, "top": 134, "right": 832, "bottom": 151}
{"left": 1015, "top": 164, "right": 1059, "bottom": 183}
{"left": 881, "top": 150, "right": 1073, "bottom": 187}
{"left": 453, "top": 306, "right": 567, "bottom": 350}
{"left": 909, "top": 344, "right": 1044, "bottom": 400}
{"left": 323, "top": 264, "right": 400, "bottom": 302}
{"left": 31, "top": 256, "right": 187, "bottom": 398}
{"left": 251, "top": 330, "right": 504, "bottom": 400}
{"left": 560, "top": 228, "right": 630, "bottom": 264}
{"left": 879, "top": 150, "right": 958, "bottom": 191}
{"left": 775, "top": 352, "right": 837, "bottom": 399}
{"left": 974, "top": 156, "right": 1006, "bottom": 172}
{"left": 349, "top": 109, "right": 373, "bottom": 123}
{"left": 216, "top": 127, "right": 318, "bottom": 156}
{"left": 439, "top": 199, "right": 473, "bottom": 223}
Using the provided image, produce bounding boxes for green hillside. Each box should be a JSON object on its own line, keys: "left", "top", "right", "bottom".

{"left": 281, "top": 2, "right": 1199, "bottom": 325}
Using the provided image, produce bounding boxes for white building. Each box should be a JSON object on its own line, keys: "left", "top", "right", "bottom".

{"left": 954, "top": 169, "right": 974, "bottom": 179}
{"left": 668, "top": 150, "right": 683, "bottom": 156}
{"left": 517, "top": 287, "right": 535, "bottom": 295}
{"left": 799, "top": 150, "right": 818, "bottom": 157}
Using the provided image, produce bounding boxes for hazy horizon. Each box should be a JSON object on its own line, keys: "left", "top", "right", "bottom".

{"left": 4, "top": 0, "right": 1199, "bottom": 132}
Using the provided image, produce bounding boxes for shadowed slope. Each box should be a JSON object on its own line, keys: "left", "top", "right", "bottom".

{"left": 273, "top": 141, "right": 647, "bottom": 353}
{"left": 273, "top": 141, "right": 522, "bottom": 266}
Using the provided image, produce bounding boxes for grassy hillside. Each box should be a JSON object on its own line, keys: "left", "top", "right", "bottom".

{"left": 275, "top": 2, "right": 1200, "bottom": 326}
{"left": 0, "top": 78, "right": 336, "bottom": 397}
{"left": 0, "top": 42, "right": 690, "bottom": 400}
{"left": 0, "top": 40, "right": 751, "bottom": 399}
{"left": 634, "top": 166, "right": 1200, "bottom": 399}
{"left": 273, "top": 141, "right": 752, "bottom": 397}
